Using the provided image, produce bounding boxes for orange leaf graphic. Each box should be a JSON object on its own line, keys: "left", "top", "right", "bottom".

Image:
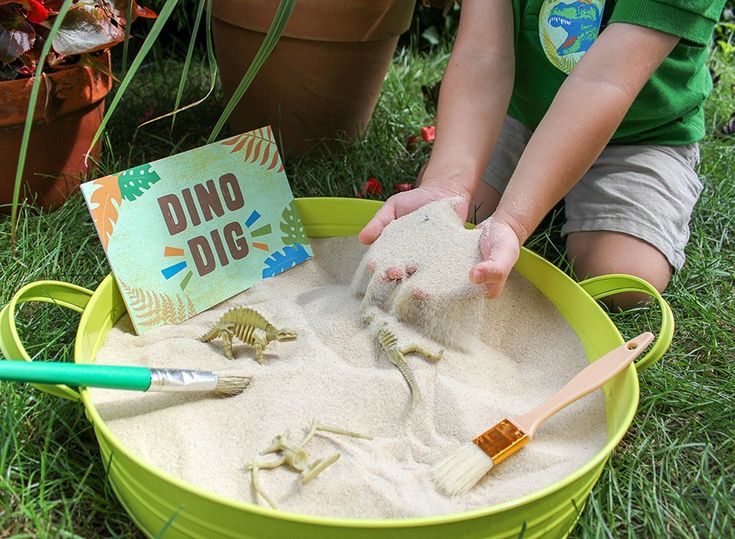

{"left": 89, "top": 175, "right": 122, "bottom": 250}
{"left": 220, "top": 127, "right": 284, "bottom": 172}
{"left": 221, "top": 135, "right": 240, "bottom": 146}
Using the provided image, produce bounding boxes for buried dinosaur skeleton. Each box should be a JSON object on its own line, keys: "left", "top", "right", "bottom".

{"left": 362, "top": 306, "right": 444, "bottom": 408}
{"left": 373, "top": 320, "right": 443, "bottom": 408}
{"left": 247, "top": 420, "right": 372, "bottom": 508}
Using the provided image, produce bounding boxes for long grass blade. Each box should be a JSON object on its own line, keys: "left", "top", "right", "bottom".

{"left": 85, "top": 0, "right": 181, "bottom": 163}
{"left": 170, "top": 0, "right": 206, "bottom": 129}
{"left": 138, "top": 0, "right": 218, "bottom": 129}
{"left": 206, "top": 0, "right": 296, "bottom": 143}
{"left": 202, "top": 0, "right": 218, "bottom": 104}
{"left": 121, "top": 0, "right": 135, "bottom": 77}
{"left": 9, "top": 0, "right": 75, "bottom": 250}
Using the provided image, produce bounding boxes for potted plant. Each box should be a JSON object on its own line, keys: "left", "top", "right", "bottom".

{"left": 0, "top": 0, "right": 155, "bottom": 211}
{"left": 211, "top": 0, "right": 415, "bottom": 157}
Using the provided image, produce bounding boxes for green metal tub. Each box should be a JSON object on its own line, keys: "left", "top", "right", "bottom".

{"left": 0, "top": 197, "right": 673, "bottom": 538}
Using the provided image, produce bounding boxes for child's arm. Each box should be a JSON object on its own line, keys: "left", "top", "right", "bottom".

{"left": 470, "top": 22, "right": 680, "bottom": 297}
{"left": 359, "top": 0, "right": 514, "bottom": 244}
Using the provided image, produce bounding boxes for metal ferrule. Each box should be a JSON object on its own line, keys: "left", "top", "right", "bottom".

{"left": 472, "top": 419, "right": 529, "bottom": 465}
{"left": 148, "top": 368, "right": 219, "bottom": 392}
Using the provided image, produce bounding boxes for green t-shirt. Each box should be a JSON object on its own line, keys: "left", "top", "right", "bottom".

{"left": 508, "top": 0, "right": 726, "bottom": 145}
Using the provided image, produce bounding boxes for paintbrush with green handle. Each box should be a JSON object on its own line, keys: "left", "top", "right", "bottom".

{"left": 0, "top": 360, "right": 251, "bottom": 397}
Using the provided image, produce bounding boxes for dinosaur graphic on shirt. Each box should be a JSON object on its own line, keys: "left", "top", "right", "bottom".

{"left": 547, "top": 1, "right": 603, "bottom": 56}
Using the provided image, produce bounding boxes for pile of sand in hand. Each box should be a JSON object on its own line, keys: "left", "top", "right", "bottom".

{"left": 351, "top": 199, "right": 485, "bottom": 350}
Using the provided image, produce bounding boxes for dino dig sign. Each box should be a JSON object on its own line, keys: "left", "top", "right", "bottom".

{"left": 156, "top": 173, "right": 251, "bottom": 277}
{"left": 81, "top": 127, "right": 312, "bottom": 334}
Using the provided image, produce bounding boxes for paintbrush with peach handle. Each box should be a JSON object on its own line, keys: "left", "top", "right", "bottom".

{"left": 431, "top": 332, "right": 654, "bottom": 495}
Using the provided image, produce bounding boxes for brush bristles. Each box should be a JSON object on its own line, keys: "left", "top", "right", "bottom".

{"left": 214, "top": 375, "right": 252, "bottom": 397}
{"left": 431, "top": 443, "right": 494, "bottom": 496}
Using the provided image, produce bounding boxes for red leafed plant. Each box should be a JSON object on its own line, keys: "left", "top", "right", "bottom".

{"left": 0, "top": 0, "right": 156, "bottom": 80}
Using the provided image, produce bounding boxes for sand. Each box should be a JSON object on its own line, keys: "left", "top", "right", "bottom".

{"left": 91, "top": 200, "right": 608, "bottom": 519}
{"left": 351, "top": 199, "right": 486, "bottom": 350}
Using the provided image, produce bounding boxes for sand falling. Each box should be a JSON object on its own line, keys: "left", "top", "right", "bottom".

{"left": 91, "top": 199, "right": 608, "bottom": 519}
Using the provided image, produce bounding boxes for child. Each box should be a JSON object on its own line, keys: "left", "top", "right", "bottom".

{"left": 359, "top": 0, "right": 725, "bottom": 307}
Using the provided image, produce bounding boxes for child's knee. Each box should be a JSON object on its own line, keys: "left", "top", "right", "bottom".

{"left": 566, "top": 231, "right": 671, "bottom": 310}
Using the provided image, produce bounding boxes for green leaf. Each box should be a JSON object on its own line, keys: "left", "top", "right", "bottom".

{"left": 117, "top": 164, "right": 161, "bottom": 201}
{"left": 207, "top": 0, "right": 296, "bottom": 143}
{"left": 0, "top": 10, "right": 35, "bottom": 63}
{"left": 10, "top": 0, "right": 74, "bottom": 249}
{"left": 52, "top": 0, "right": 126, "bottom": 56}
{"left": 280, "top": 200, "right": 308, "bottom": 246}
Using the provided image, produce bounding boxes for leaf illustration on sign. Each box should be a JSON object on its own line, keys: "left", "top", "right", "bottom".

{"left": 262, "top": 243, "right": 311, "bottom": 278}
{"left": 279, "top": 200, "right": 307, "bottom": 245}
{"left": 221, "top": 126, "right": 284, "bottom": 173}
{"left": 120, "top": 281, "right": 196, "bottom": 330}
{"left": 118, "top": 164, "right": 162, "bottom": 201}
{"left": 88, "top": 175, "right": 122, "bottom": 250}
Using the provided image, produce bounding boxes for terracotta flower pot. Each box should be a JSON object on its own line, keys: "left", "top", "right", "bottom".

{"left": 212, "top": 0, "right": 414, "bottom": 157}
{"left": 0, "top": 51, "right": 113, "bottom": 212}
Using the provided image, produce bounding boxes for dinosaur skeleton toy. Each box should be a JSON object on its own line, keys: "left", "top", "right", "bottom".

{"left": 247, "top": 420, "right": 371, "bottom": 508}
{"left": 199, "top": 307, "right": 296, "bottom": 362}
{"left": 375, "top": 325, "right": 443, "bottom": 408}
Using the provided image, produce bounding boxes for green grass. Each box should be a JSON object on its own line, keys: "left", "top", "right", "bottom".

{"left": 1, "top": 41, "right": 734, "bottom": 537}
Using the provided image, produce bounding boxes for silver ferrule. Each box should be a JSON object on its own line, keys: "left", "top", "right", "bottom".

{"left": 148, "top": 368, "right": 219, "bottom": 392}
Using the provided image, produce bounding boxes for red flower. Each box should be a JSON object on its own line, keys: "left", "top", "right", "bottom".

{"left": 356, "top": 177, "right": 383, "bottom": 198}
{"left": 26, "top": 0, "right": 49, "bottom": 23}
{"left": 394, "top": 183, "right": 414, "bottom": 192}
{"left": 420, "top": 125, "right": 436, "bottom": 143}
{"left": 363, "top": 177, "right": 383, "bottom": 196}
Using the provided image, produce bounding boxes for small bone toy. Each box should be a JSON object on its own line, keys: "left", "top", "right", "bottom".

{"left": 376, "top": 325, "right": 443, "bottom": 408}
{"left": 199, "top": 307, "right": 296, "bottom": 362}
{"left": 247, "top": 420, "right": 371, "bottom": 508}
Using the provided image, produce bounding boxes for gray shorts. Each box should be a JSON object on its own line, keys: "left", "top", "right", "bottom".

{"left": 482, "top": 116, "right": 703, "bottom": 270}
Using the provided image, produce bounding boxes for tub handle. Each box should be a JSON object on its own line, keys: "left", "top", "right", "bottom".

{"left": 0, "top": 280, "right": 93, "bottom": 401}
{"left": 579, "top": 274, "right": 674, "bottom": 371}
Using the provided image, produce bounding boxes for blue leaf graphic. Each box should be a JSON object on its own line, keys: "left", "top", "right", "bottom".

{"left": 262, "top": 243, "right": 311, "bottom": 278}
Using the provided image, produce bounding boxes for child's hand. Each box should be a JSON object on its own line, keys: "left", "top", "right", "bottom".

{"left": 469, "top": 215, "right": 522, "bottom": 298}
{"left": 358, "top": 185, "right": 470, "bottom": 245}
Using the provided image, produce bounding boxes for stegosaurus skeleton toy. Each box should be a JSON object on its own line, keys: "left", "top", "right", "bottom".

{"left": 199, "top": 307, "right": 296, "bottom": 362}
{"left": 247, "top": 420, "right": 371, "bottom": 508}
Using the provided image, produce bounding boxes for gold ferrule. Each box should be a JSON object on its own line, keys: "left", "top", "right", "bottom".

{"left": 472, "top": 419, "right": 529, "bottom": 465}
